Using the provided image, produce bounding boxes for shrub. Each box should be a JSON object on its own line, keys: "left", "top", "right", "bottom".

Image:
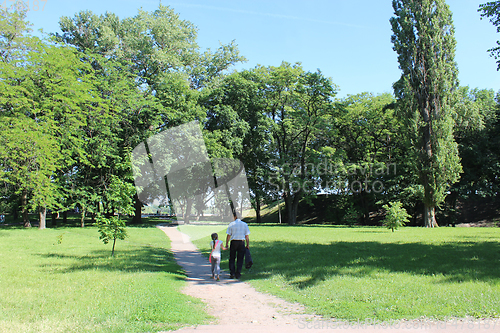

{"left": 97, "top": 215, "right": 128, "bottom": 256}
{"left": 382, "top": 201, "right": 411, "bottom": 232}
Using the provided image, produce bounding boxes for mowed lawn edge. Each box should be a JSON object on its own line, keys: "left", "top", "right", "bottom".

{"left": 0, "top": 225, "right": 212, "bottom": 333}
{"left": 187, "top": 225, "right": 500, "bottom": 322}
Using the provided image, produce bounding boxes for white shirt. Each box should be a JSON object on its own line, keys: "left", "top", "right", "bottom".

{"left": 226, "top": 219, "right": 250, "bottom": 241}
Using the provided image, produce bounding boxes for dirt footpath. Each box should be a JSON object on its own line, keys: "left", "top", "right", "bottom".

{"left": 157, "top": 225, "right": 500, "bottom": 333}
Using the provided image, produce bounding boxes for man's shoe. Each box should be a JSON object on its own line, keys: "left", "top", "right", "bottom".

{"left": 230, "top": 274, "right": 235, "bottom": 279}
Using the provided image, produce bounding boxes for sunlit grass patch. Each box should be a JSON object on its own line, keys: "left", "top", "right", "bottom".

{"left": 0, "top": 226, "right": 211, "bottom": 333}
{"left": 188, "top": 225, "right": 500, "bottom": 321}
{"left": 177, "top": 224, "right": 227, "bottom": 243}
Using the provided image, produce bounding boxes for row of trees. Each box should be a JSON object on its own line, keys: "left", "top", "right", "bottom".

{"left": 0, "top": 1, "right": 499, "bottom": 228}
{"left": 0, "top": 6, "right": 245, "bottom": 228}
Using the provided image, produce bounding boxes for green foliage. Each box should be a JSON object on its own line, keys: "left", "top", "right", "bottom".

{"left": 0, "top": 11, "right": 101, "bottom": 225}
{"left": 327, "top": 93, "right": 404, "bottom": 223}
{"left": 452, "top": 88, "right": 500, "bottom": 198}
{"left": 200, "top": 69, "right": 275, "bottom": 221}
{"left": 1, "top": 2, "right": 498, "bottom": 230}
{"left": 50, "top": 5, "right": 245, "bottom": 225}
{"left": 391, "top": 0, "right": 462, "bottom": 227}
{"left": 453, "top": 87, "right": 497, "bottom": 133}
{"left": 201, "top": 62, "right": 340, "bottom": 225}
{"left": 55, "top": 5, "right": 245, "bottom": 93}
{"left": 97, "top": 215, "right": 128, "bottom": 256}
{"left": 382, "top": 201, "right": 411, "bottom": 232}
{"left": 0, "top": 116, "right": 59, "bottom": 208}
{"left": 104, "top": 175, "right": 136, "bottom": 216}
{"left": 190, "top": 40, "right": 247, "bottom": 89}
{"left": 264, "top": 62, "right": 338, "bottom": 225}
{"left": 342, "top": 203, "right": 361, "bottom": 226}
{"left": 55, "top": 233, "right": 64, "bottom": 245}
{"left": 334, "top": 93, "right": 397, "bottom": 162}
{"left": 0, "top": 8, "right": 34, "bottom": 62}
{"left": 479, "top": 1, "right": 500, "bottom": 70}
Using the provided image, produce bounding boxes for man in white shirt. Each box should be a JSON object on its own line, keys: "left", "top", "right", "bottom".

{"left": 226, "top": 212, "right": 250, "bottom": 279}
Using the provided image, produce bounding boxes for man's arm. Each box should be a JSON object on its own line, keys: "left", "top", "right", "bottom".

{"left": 226, "top": 234, "right": 231, "bottom": 248}
{"left": 245, "top": 235, "right": 249, "bottom": 249}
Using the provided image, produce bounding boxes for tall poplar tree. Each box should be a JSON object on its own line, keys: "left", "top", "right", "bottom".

{"left": 390, "top": 0, "right": 462, "bottom": 227}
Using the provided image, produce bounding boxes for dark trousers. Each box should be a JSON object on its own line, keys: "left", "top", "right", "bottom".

{"left": 229, "top": 240, "right": 245, "bottom": 278}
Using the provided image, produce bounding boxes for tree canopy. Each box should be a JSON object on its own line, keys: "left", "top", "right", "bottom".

{"left": 0, "top": 3, "right": 498, "bottom": 228}
{"left": 479, "top": 1, "right": 500, "bottom": 70}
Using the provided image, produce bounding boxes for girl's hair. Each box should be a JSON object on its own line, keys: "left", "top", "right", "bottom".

{"left": 211, "top": 233, "right": 218, "bottom": 241}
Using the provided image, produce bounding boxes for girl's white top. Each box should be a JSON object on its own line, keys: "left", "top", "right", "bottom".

{"left": 210, "top": 240, "right": 222, "bottom": 259}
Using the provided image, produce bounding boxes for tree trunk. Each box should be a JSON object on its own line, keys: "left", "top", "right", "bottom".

{"left": 291, "top": 192, "right": 302, "bottom": 225}
{"left": 278, "top": 199, "right": 282, "bottom": 224}
{"left": 283, "top": 192, "right": 291, "bottom": 224}
{"left": 21, "top": 190, "right": 31, "bottom": 228}
{"left": 224, "top": 182, "right": 236, "bottom": 216}
{"left": 38, "top": 206, "right": 46, "bottom": 230}
{"left": 359, "top": 192, "right": 368, "bottom": 224}
{"left": 63, "top": 210, "right": 68, "bottom": 224}
{"left": 285, "top": 190, "right": 302, "bottom": 225}
{"left": 80, "top": 206, "right": 86, "bottom": 228}
{"left": 12, "top": 206, "right": 18, "bottom": 221}
{"left": 132, "top": 193, "right": 142, "bottom": 224}
{"left": 255, "top": 196, "right": 262, "bottom": 224}
{"left": 51, "top": 212, "right": 57, "bottom": 227}
{"left": 424, "top": 204, "right": 438, "bottom": 228}
{"left": 111, "top": 237, "right": 116, "bottom": 257}
{"left": 287, "top": 204, "right": 297, "bottom": 225}
{"left": 184, "top": 197, "right": 193, "bottom": 224}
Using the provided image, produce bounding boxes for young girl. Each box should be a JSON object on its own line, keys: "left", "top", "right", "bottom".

{"left": 210, "top": 233, "right": 226, "bottom": 281}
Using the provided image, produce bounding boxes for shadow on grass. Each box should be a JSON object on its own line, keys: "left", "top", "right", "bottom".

{"left": 38, "top": 245, "right": 186, "bottom": 278}
{"left": 245, "top": 240, "right": 500, "bottom": 288}
{"left": 0, "top": 223, "right": 27, "bottom": 229}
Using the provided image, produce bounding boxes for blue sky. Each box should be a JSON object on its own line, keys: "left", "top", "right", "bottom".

{"left": 17, "top": 0, "right": 500, "bottom": 98}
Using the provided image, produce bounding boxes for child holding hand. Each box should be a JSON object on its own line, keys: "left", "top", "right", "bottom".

{"left": 210, "top": 233, "right": 226, "bottom": 281}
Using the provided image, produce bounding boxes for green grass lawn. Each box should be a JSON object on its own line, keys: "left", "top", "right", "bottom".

{"left": 187, "top": 225, "right": 500, "bottom": 322}
{"left": 0, "top": 225, "right": 211, "bottom": 333}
